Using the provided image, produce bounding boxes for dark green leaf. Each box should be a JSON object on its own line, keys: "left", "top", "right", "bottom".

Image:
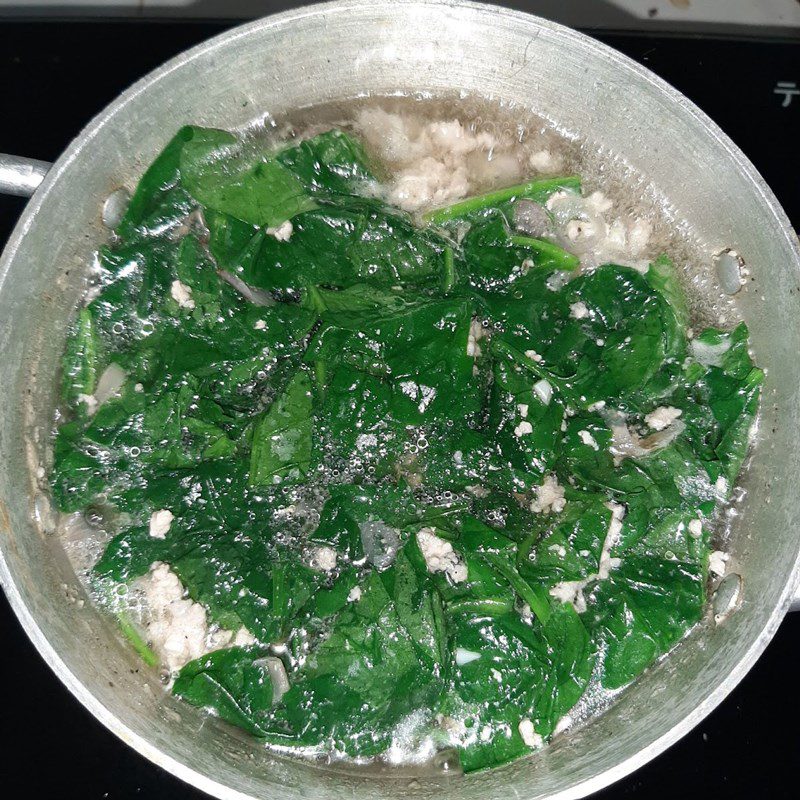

{"left": 117, "top": 125, "right": 197, "bottom": 239}
{"left": 61, "top": 307, "right": 101, "bottom": 407}
{"left": 249, "top": 369, "right": 313, "bottom": 486}
{"left": 276, "top": 129, "right": 376, "bottom": 196}
{"left": 424, "top": 176, "right": 581, "bottom": 225}
{"left": 446, "top": 604, "right": 593, "bottom": 772}
{"left": 461, "top": 210, "right": 578, "bottom": 291}
{"left": 238, "top": 202, "right": 449, "bottom": 295}
{"left": 266, "top": 570, "right": 445, "bottom": 756}
{"left": 173, "top": 646, "right": 274, "bottom": 737}
{"left": 179, "top": 127, "right": 315, "bottom": 227}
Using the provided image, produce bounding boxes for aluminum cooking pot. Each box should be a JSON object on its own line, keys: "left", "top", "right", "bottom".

{"left": 1, "top": 2, "right": 799, "bottom": 798}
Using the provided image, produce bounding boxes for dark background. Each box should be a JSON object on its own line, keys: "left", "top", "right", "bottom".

{"left": 1, "top": 15, "right": 798, "bottom": 800}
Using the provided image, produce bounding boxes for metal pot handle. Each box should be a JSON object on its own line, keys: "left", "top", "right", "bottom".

{"left": 0, "top": 154, "right": 51, "bottom": 198}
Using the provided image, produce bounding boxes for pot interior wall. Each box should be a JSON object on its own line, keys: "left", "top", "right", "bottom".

{"left": 1, "top": 3, "right": 798, "bottom": 799}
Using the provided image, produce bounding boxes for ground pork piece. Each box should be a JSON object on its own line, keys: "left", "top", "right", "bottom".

{"left": 416, "top": 527, "right": 468, "bottom": 583}
{"left": 530, "top": 475, "right": 566, "bottom": 514}
{"left": 355, "top": 109, "right": 519, "bottom": 213}
{"left": 139, "top": 562, "right": 209, "bottom": 673}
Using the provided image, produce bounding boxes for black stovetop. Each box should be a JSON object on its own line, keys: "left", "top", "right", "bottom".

{"left": 1, "top": 18, "right": 798, "bottom": 800}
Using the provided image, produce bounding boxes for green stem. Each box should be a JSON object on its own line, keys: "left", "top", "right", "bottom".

{"left": 118, "top": 612, "right": 159, "bottom": 668}
{"left": 441, "top": 246, "right": 456, "bottom": 294}
{"left": 302, "top": 285, "right": 326, "bottom": 314}
{"left": 448, "top": 596, "right": 515, "bottom": 617}
{"left": 423, "top": 175, "right": 581, "bottom": 225}
{"left": 313, "top": 359, "right": 328, "bottom": 402}
{"left": 509, "top": 235, "right": 580, "bottom": 271}
{"left": 490, "top": 337, "right": 560, "bottom": 385}
{"left": 482, "top": 553, "right": 552, "bottom": 625}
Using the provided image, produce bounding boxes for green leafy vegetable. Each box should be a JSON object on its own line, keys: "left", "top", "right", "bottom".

{"left": 276, "top": 128, "right": 376, "bottom": 196}
{"left": 179, "top": 127, "right": 315, "bottom": 227}
{"left": 237, "top": 202, "right": 450, "bottom": 295}
{"left": 423, "top": 175, "right": 581, "bottom": 225}
{"left": 51, "top": 121, "right": 762, "bottom": 774}
{"left": 461, "top": 211, "right": 578, "bottom": 291}
{"left": 116, "top": 125, "right": 197, "bottom": 240}
{"left": 61, "top": 307, "right": 100, "bottom": 407}
{"left": 173, "top": 646, "right": 275, "bottom": 736}
{"left": 446, "top": 604, "right": 593, "bottom": 772}
{"left": 265, "top": 567, "right": 447, "bottom": 756}
{"left": 118, "top": 612, "right": 158, "bottom": 667}
{"left": 249, "top": 369, "right": 313, "bottom": 486}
